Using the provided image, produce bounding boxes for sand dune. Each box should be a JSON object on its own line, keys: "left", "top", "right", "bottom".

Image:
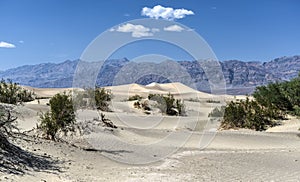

{"left": 1, "top": 82, "right": 300, "bottom": 181}
{"left": 22, "top": 86, "right": 84, "bottom": 98}
{"left": 107, "top": 82, "right": 215, "bottom": 102}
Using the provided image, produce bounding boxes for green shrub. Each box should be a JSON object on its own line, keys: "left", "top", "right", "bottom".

{"left": 221, "top": 98, "right": 277, "bottom": 131}
{"left": 253, "top": 82, "right": 292, "bottom": 114}
{"left": 160, "top": 93, "right": 176, "bottom": 115}
{"left": 148, "top": 93, "right": 185, "bottom": 116}
{"left": 253, "top": 73, "right": 300, "bottom": 117}
{"left": 128, "top": 94, "right": 143, "bottom": 101}
{"left": 0, "top": 79, "right": 35, "bottom": 104}
{"left": 221, "top": 72, "right": 300, "bottom": 131}
{"left": 73, "top": 87, "right": 112, "bottom": 111}
{"left": 282, "top": 74, "right": 300, "bottom": 108}
{"left": 39, "top": 93, "right": 75, "bottom": 141}
{"left": 39, "top": 111, "right": 56, "bottom": 140}
{"left": 292, "top": 105, "right": 300, "bottom": 117}
{"left": 95, "top": 87, "right": 112, "bottom": 111}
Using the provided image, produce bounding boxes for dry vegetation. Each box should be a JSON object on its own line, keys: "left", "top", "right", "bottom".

{"left": 220, "top": 73, "right": 300, "bottom": 131}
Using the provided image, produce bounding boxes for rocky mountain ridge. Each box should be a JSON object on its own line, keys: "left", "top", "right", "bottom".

{"left": 0, "top": 56, "right": 299, "bottom": 95}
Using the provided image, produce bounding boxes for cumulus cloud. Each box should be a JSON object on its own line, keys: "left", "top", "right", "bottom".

{"left": 164, "top": 25, "right": 185, "bottom": 32}
{"left": 0, "top": 41, "right": 16, "bottom": 48}
{"left": 111, "top": 23, "right": 159, "bottom": 38}
{"left": 141, "top": 5, "right": 194, "bottom": 20}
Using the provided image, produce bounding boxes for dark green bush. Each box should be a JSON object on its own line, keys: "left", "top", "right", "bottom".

{"left": 39, "top": 93, "right": 75, "bottom": 141}
{"left": 253, "top": 73, "right": 300, "bottom": 117}
{"left": 253, "top": 82, "right": 292, "bottom": 115}
{"left": 222, "top": 72, "right": 300, "bottom": 131}
{"left": 291, "top": 105, "right": 300, "bottom": 117}
{"left": 221, "top": 98, "right": 277, "bottom": 131}
{"left": 283, "top": 73, "right": 300, "bottom": 108}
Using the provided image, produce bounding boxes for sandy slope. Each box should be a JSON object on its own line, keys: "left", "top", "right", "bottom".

{"left": 22, "top": 86, "right": 83, "bottom": 98}
{"left": 1, "top": 82, "right": 300, "bottom": 181}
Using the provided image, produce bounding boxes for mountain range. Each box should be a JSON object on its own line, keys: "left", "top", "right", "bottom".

{"left": 1, "top": 55, "right": 300, "bottom": 95}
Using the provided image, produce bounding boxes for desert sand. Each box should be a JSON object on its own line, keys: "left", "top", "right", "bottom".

{"left": 1, "top": 82, "right": 300, "bottom": 181}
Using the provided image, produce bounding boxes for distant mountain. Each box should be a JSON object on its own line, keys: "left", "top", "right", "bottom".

{"left": 0, "top": 60, "right": 78, "bottom": 88}
{"left": 220, "top": 55, "right": 300, "bottom": 94}
{"left": 0, "top": 56, "right": 300, "bottom": 95}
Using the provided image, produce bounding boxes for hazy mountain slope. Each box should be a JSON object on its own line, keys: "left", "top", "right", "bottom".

{"left": 0, "top": 56, "right": 299, "bottom": 95}
{"left": 0, "top": 60, "right": 78, "bottom": 88}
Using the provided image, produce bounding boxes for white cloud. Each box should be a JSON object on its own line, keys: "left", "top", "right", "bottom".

{"left": 141, "top": 5, "right": 194, "bottom": 20}
{"left": 111, "top": 23, "right": 159, "bottom": 38}
{"left": 151, "top": 28, "right": 160, "bottom": 33}
{"left": 0, "top": 41, "right": 16, "bottom": 48}
{"left": 19, "top": 40, "right": 24, "bottom": 44}
{"left": 164, "top": 25, "right": 185, "bottom": 32}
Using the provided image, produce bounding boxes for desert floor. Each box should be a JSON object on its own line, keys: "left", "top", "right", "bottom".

{"left": 1, "top": 83, "right": 300, "bottom": 182}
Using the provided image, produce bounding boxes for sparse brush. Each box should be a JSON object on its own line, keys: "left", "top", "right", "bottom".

{"left": 128, "top": 94, "right": 143, "bottom": 101}
{"left": 148, "top": 93, "right": 186, "bottom": 116}
{"left": 206, "top": 99, "right": 221, "bottom": 103}
{"left": 133, "top": 101, "right": 141, "bottom": 109}
{"left": 0, "top": 79, "right": 35, "bottom": 104}
{"left": 94, "top": 87, "right": 112, "bottom": 111}
{"left": 221, "top": 72, "right": 300, "bottom": 131}
{"left": 73, "top": 87, "right": 112, "bottom": 111}
{"left": 186, "top": 98, "right": 200, "bottom": 102}
{"left": 0, "top": 104, "right": 18, "bottom": 138}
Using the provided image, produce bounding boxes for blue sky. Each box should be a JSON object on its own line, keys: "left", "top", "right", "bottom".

{"left": 0, "top": 0, "right": 299, "bottom": 70}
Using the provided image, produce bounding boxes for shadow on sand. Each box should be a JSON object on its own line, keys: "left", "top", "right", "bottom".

{"left": 83, "top": 148, "right": 132, "bottom": 156}
{"left": 0, "top": 135, "right": 61, "bottom": 175}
